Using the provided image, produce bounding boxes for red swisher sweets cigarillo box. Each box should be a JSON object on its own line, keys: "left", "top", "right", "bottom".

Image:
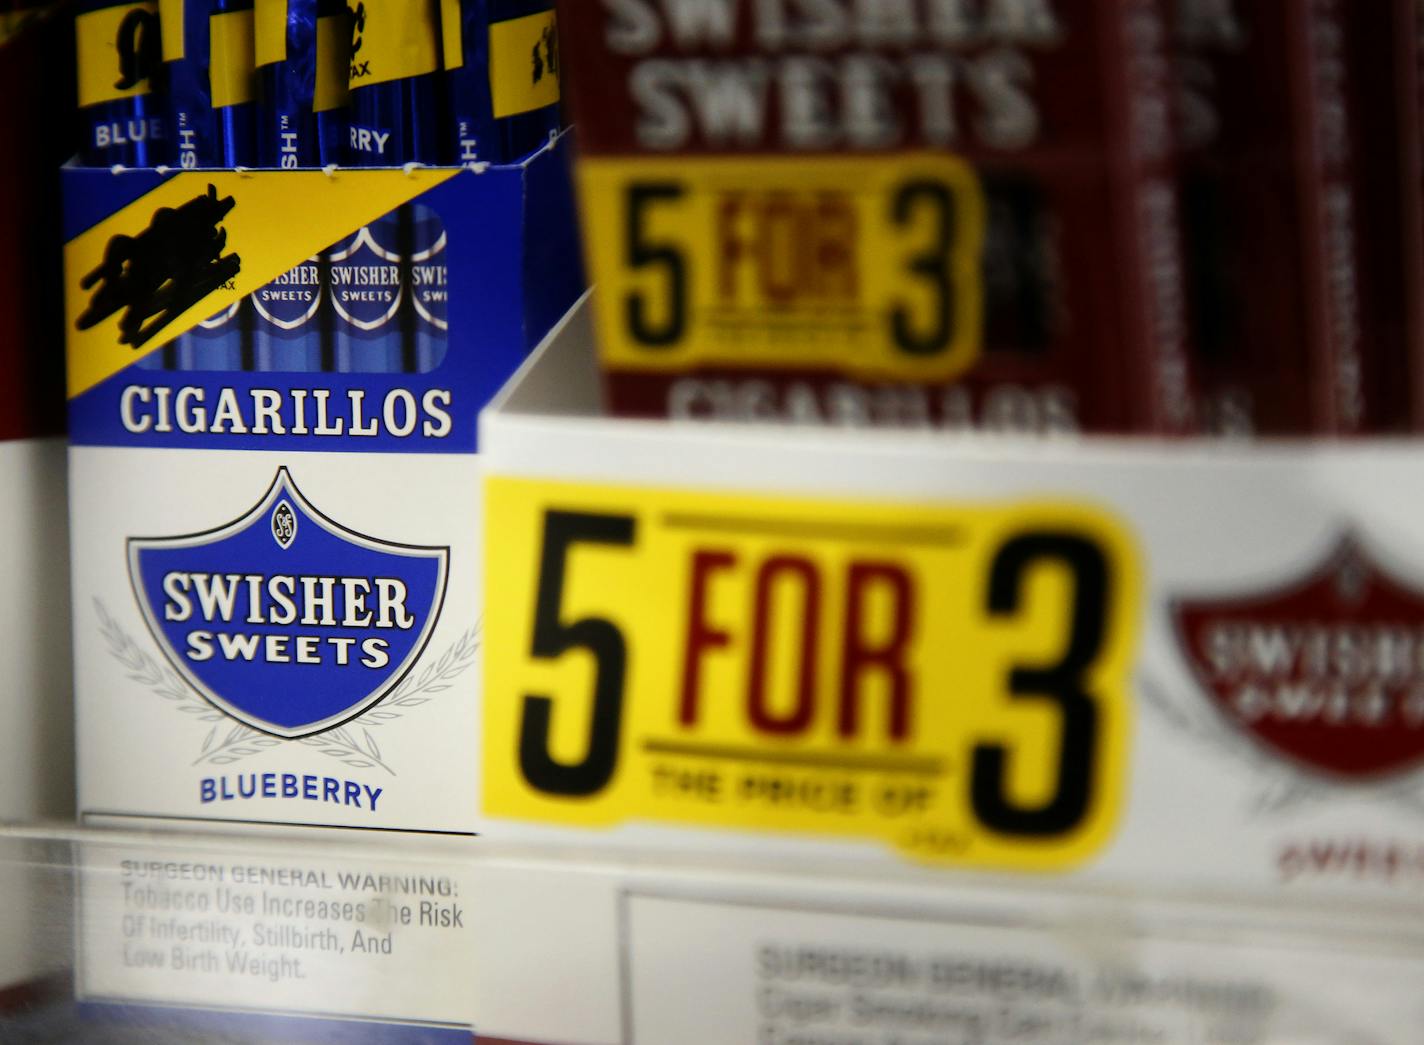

{"left": 1176, "top": 0, "right": 1424, "bottom": 436}
{"left": 561, "top": 0, "right": 1196, "bottom": 434}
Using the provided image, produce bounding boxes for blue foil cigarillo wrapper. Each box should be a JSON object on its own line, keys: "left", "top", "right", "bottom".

{"left": 253, "top": 0, "right": 348, "bottom": 167}
{"left": 442, "top": 0, "right": 558, "bottom": 165}
{"left": 160, "top": 0, "right": 212, "bottom": 167}
{"left": 210, "top": 0, "right": 257, "bottom": 164}
{"left": 175, "top": 299, "right": 250, "bottom": 370}
{"left": 439, "top": 0, "right": 490, "bottom": 166}
{"left": 161, "top": 0, "right": 256, "bottom": 367}
{"left": 346, "top": 0, "right": 442, "bottom": 165}
{"left": 250, "top": 0, "right": 342, "bottom": 372}
{"left": 252, "top": 255, "right": 324, "bottom": 370}
{"left": 488, "top": 0, "right": 559, "bottom": 160}
{"left": 331, "top": 215, "right": 404, "bottom": 372}
{"left": 75, "top": 0, "right": 167, "bottom": 165}
{"left": 159, "top": 0, "right": 257, "bottom": 167}
{"left": 408, "top": 204, "right": 447, "bottom": 372}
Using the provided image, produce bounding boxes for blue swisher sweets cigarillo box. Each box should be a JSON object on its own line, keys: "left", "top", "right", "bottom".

{"left": 61, "top": 135, "right": 583, "bottom": 838}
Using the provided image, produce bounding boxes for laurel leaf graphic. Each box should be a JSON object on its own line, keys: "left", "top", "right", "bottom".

{"left": 98, "top": 600, "right": 216, "bottom": 729}
{"left": 98, "top": 601, "right": 479, "bottom": 777}
{"left": 369, "top": 626, "right": 479, "bottom": 726}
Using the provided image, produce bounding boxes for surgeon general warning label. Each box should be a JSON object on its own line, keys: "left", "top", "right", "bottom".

{"left": 619, "top": 895, "right": 1424, "bottom": 1044}
{"left": 77, "top": 845, "right": 476, "bottom": 1028}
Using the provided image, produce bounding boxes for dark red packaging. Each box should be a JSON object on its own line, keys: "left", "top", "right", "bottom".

{"left": 1176, "top": 0, "right": 1423, "bottom": 435}
{"left": 0, "top": 3, "right": 70, "bottom": 443}
{"left": 1404, "top": 0, "right": 1424, "bottom": 432}
{"left": 1333, "top": 0, "right": 1424, "bottom": 434}
{"left": 560, "top": 0, "right": 1196, "bottom": 434}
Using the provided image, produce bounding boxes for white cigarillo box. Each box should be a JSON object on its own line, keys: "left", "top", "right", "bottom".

{"left": 477, "top": 297, "right": 1424, "bottom": 902}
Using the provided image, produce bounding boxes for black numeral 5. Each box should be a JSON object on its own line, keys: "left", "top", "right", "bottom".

{"left": 518, "top": 510, "right": 635, "bottom": 796}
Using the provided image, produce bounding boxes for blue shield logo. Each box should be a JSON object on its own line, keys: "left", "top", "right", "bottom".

{"left": 128, "top": 469, "right": 448, "bottom": 738}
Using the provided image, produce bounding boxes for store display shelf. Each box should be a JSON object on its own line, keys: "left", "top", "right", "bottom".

{"left": 0, "top": 821, "right": 1421, "bottom": 1043}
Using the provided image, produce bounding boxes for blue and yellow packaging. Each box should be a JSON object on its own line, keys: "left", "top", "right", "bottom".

{"left": 329, "top": 211, "right": 404, "bottom": 371}
{"left": 408, "top": 202, "right": 447, "bottom": 371}
{"left": 253, "top": 0, "right": 348, "bottom": 167}
{"left": 74, "top": 0, "right": 166, "bottom": 165}
{"left": 346, "top": 0, "right": 441, "bottom": 165}
{"left": 251, "top": 254, "right": 324, "bottom": 370}
{"left": 442, "top": 0, "right": 559, "bottom": 165}
{"left": 159, "top": 0, "right": 257, "bottom": 167}
{"left": 157, "top": 0, "right": 258, "bottom": 366}
{"left": 62, "top": 136, "right": 584, "bottom": 847}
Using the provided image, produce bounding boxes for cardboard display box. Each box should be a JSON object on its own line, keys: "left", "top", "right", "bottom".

{"left": 480, "top": 296, "right": 1424, "bottom": 901}
{"left": 65, "top": 136, "right": 584, "bottom": 837}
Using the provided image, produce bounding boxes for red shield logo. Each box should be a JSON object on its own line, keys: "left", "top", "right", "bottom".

{"left": 1173, "top": 537, "right": 1424, "bottom": 780}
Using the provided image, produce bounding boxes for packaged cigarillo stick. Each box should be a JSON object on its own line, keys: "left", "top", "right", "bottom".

{"left": 345, "top": 0, "right": 441, "bottom": 165}
{"left": 1292, "top": 0, "right": 1424, "bottom": 432}
{"left": 160, "top": 0, "right": 257, "bottom": 167}
{"left": 1330, "top": 0, "right": 1424, "bottom": 433}
{"left": 249, "top": 0, "right": 343, "bottom": 373}
{"left": 1173, "top": 0, "right": 1310, "bottom": 435}
{"left": 253, "top": 0, "right": 349, "bottom": 168}
{"left": 158, "top": 0, "right": 257, "bottom": 369}
{"left": 442, "top": 0, "right": 559, "bottom": 166}
{"left": 1180, "top": 0, "right": 1424, "bottom": 435}
{"left": 74, "top": 0, "right": 166, "bottom": 165}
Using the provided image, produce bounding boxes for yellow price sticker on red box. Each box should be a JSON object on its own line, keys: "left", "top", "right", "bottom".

{"left": 578, "top": 153, "right": 987, "bottom": 384}
{"left": 484, "top": 476, "right": 1141, "bottom": 870}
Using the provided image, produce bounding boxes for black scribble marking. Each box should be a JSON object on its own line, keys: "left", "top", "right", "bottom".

{"left": 348, "top": 2, "right": 369, "bottom": 79}
{"left": 114, "top": 8, "right": 160, "bottom": 90}
{"left": 77, "top": 184, "right": 241, "bottom": 349}
{"left": 531, "top": 25, "right": 558, "bottom": 85}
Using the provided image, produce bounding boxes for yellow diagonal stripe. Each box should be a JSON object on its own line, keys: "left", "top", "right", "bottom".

{"left": 65, "top": 167, "right": 462, "bottom": 397}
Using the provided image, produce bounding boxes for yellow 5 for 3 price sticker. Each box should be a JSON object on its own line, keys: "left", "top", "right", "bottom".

{"left": 579, "top": 153, "right": 987, "bottom": 384}
{"left": 484, "top": 477, "right": 1142, "bottom": 870}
